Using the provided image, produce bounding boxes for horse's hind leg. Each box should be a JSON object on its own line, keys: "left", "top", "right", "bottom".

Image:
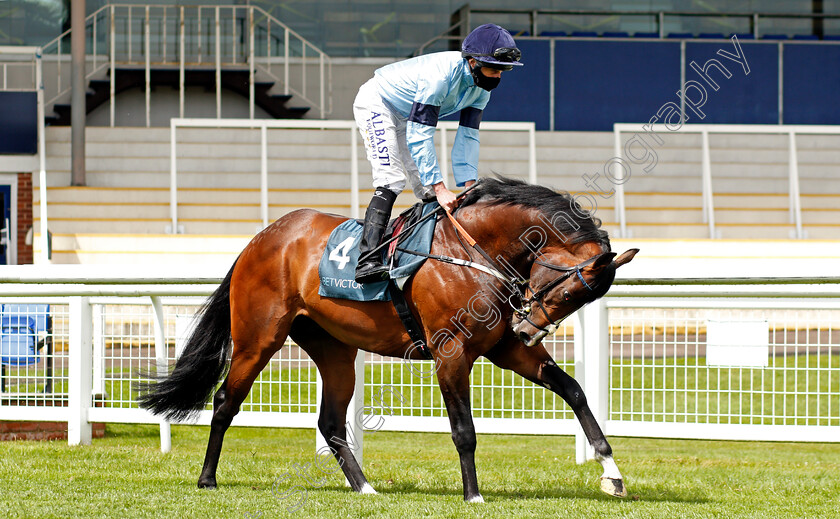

{"left": 293, "top": 319, "right": 375, "bottom": 494}
{"left": 197, "top": 313, "right": 292, "bottom": 489}
{"left": 483, "top": 338, "right": 627, "bottom": 498}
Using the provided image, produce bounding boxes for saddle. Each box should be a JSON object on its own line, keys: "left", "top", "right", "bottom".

{"left": 318, "top": 200, "right": 439, "bottom": 359}
{"left": 382, "top": 199, "right": 436, "bottom": 268}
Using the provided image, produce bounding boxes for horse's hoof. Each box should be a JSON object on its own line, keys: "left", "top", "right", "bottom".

{"left": 466, "top": 494, "right": 485, "bottom": 503}
{"left": 359, "top": 483, "right": 377, "bottom": 495}
{"left": 197, "top": 479, "right": 217, "bottom": 490}
{"left": 600, "top": 477, "right": 627, "bottom": 498}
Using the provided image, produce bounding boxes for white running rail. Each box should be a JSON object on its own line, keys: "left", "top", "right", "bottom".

{"left": 1, "top": 267, "right": 838, "bottom": 466}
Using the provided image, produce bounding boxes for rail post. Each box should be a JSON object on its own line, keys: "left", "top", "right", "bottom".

{"left": 68, "top": 296, "right": 93, "bottom": 445}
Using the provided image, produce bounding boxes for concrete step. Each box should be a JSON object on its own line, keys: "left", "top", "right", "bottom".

{"left": 714, "top": 209, "right": 791, "bottom": 225}
{"left": 39, "top": 202, "right": 170, "bottom": 220}
{"left": 37, "top": 233, "right": 248, "bottom": 265}
{"left": 800, "top": 194, "right": 840, "bottom": 209}
{"left": 713, "top": 194, "right": 788, "bottom": 209}
{"left": 800, "top": 225, "right": 840, "bottom": 239}
{"left": 714, "top": 224, "right": 800, "bottom": 240}
{"left": 624, "top": 224, "right": 711, "bottom": 239}
{"left": 35, "top": 187, "right": 168, "bottom": 203}
{"left": 625, "top": 223, "right": 804, "bottom": 240}
{"left": 35, "top": 218, "right": 174, "bottom": 235}
{"left": 802, "top": 210, "right": 840, "bottom": 225}
{"left": 624, "top": 192, "right": 703, "bottom": 206}
{"left": 625, "top": 208, "right": 704, "bottom": 224}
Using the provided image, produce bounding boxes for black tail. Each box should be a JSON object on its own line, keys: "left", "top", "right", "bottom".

{"left": 136, "top": 260, "right": 237, "bottom": 421}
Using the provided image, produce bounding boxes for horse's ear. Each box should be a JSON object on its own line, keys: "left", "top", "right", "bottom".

{"left": 614, "top": 248, "right": 639, "bottom": 268}
{"left": 591, "top": 252, "right": 616, "bottom": 269}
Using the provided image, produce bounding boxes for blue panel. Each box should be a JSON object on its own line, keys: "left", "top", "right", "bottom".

{"left": 0, "top": 92, "right": 37, "bottom": 155}
{"left": 784, "top": 44, "right": 840, "bottom": 124}
{"left": 554, "top": 41, "right": 680, "bottom": 131}
{"left": 480, "top": 40, "right": 551, "bottom": 130}
{"left": 1, "top": 315, "right": 37, "bottom": 366}
{"left": 684, "top": 42, "right": 778, "bottom": 124}
{"left": 3, "top": 304, "right": 50, "bottom": 334}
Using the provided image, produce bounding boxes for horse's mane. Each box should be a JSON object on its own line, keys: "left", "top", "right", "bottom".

{"left": 460, "top": 177, "right": 610, "bottom": 247}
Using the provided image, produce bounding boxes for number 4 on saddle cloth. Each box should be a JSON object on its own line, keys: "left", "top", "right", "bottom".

{"left": 318, "top": 201, "right": 440, "bottom": 302}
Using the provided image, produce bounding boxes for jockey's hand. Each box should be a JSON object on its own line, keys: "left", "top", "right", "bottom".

{"left": 464, "top": 180, "right": 476, "bottom": 189}
{"left": 433, "top": 182, "right": 457, "bottom": 212}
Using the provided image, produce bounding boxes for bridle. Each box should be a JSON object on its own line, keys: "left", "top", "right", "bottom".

{"left": 515, "top": 255, "right": 600, "bottom": 336}
{"left": 393, "top": 185, "right": 608, "bottom": 345}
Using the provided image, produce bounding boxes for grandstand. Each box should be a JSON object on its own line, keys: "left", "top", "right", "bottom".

{"left": 1, "top": 1, "right": 839, "bottom": 267}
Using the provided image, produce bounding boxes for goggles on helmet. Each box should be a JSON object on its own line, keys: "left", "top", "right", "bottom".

{"left": 467, "top": 47, "right": 521, "bottom": 71}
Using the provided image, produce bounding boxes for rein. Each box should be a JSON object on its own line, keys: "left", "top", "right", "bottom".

{"left": 400, "top": 198, "right": 601, "bottom": 339}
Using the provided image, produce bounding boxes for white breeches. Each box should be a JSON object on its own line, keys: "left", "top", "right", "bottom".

{"left": 353, "top": 79, "right": 436, "bottom": 200}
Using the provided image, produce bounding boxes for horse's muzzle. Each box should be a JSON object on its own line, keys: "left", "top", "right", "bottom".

{"left": 513, "top": 316, "right": 567, "bottom": 348}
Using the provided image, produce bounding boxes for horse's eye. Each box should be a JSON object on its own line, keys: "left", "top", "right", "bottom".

{"left": 563, "top": 290, "right": 571, "bottom": 301}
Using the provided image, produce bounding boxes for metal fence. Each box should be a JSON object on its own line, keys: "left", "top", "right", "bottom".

{"left": 168, "top": 118, "right": 537, "bottom": 233}
{"left": 612, "top": 123, "right": 840, "bottom": 240}
{"left": 1, "top": 267, "right": 838, "bottom": 464}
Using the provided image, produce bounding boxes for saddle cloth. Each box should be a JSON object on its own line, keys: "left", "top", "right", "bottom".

{"left": 317, "top": 201, "right": 439, "bottom": 301}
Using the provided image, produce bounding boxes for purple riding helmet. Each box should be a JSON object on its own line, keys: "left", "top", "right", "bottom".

{"left": 461, "top": 23, "right": 524, "bottom": 71}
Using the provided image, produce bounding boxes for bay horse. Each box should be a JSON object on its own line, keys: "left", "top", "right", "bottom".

{"left": 138, "top": 177, "right": 637, "bottom": 503}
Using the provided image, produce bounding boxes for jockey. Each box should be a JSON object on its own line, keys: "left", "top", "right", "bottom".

{"left": 353, "top": 23, "right": 523, "bottom": 284}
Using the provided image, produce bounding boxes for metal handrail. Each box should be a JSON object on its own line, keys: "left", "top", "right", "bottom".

{"left": 612, "top": 123, "right": 836, "bottom": 240}
{"left": 415, "top": 7, "right": 840, "bottom": 55}
{"left": 460, "top": 7, "right": 840, "bottom": 38}
{"left": 168, "top": 118, "right": 537, "bottom": 234}
{"left": 39, "top": 4, "right": 333, "bottom": 125}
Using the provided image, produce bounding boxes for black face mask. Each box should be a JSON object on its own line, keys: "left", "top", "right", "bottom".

{"left": 470, "top": 64, "right": 501, "bottom": 91}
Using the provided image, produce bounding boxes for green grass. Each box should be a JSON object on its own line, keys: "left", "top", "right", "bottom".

{"left": 1, "top": 424, "right": 839, "bottom": 518}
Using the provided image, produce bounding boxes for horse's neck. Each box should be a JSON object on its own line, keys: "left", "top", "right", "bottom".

{"left": 458, "top": 203, "right": 549, "bottom": 278}
{"left": 459, "top": 202, "right": 603, "bottom": 277}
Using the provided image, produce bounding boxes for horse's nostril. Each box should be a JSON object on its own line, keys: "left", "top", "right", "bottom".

{"left": 518, "top": 331, "right": 531, "bottom": 344}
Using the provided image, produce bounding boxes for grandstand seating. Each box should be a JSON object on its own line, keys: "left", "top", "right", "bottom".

{"left": 29, "top": 125, "right": 840, "bottom": 263}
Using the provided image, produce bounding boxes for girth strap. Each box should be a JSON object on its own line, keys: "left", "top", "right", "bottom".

{"left": 387, "top": 280, "right": 433, "bottom": 360}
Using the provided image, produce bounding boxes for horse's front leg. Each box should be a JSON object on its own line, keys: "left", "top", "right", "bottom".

{"left": 483, "top": 338, "right": 627, "bottom": 498}
{"left": 434, "top": 354, "right": 483, "bottom": 503}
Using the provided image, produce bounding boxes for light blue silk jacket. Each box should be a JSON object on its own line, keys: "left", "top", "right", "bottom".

{"left": 373, "top": 51, "right": 489, "bottom": 187}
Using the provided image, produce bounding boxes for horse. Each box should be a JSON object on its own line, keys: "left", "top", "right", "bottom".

{"left": 137, "top": 177, "right": 638, "bottom": 503}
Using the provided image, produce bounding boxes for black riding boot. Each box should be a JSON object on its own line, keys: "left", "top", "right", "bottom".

{"left": 355, "top": 188, "right": 397, "bottom": 284}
